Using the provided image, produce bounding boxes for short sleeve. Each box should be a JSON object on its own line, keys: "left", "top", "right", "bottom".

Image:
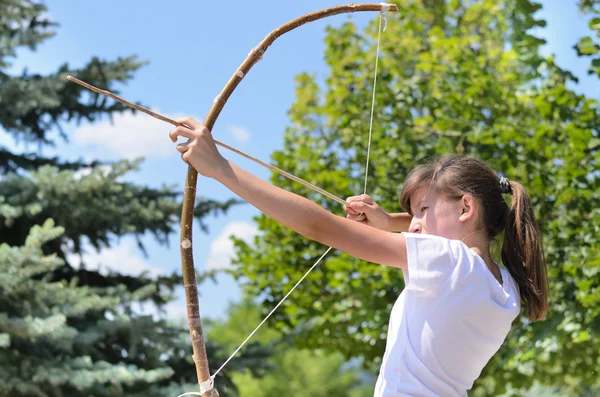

{"left": 402, "top": 232, "right": 466, "bottom": 295}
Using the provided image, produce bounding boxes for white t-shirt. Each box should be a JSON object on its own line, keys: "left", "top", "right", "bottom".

{"left": 373, "top": 233, "right": 520, "bottom": 397}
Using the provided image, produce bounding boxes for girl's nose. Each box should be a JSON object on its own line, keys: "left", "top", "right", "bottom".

{"left": 409, "top": 221, "right": 421, "bottom": 234}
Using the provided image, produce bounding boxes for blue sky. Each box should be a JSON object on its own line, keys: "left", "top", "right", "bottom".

{"left": 5, "top": 0, "right": 600, "bottom": 321}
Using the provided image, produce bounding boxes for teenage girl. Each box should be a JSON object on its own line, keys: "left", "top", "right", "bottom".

{"left": 169, "top": 118, "right": 548, "bottom": 397}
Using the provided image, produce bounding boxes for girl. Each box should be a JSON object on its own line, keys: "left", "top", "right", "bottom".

{"left": 169, "top": 118, "right": 548, "bottom": 397}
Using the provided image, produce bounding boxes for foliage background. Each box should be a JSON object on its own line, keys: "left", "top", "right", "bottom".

{"left": 1, "top": 0, "right": 599, "bottom": 396}
{"left": 232, "top": 0, "right": 600, "bottom": 396}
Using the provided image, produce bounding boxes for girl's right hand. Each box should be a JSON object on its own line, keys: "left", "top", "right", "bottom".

{"left": 344, "top": 194, "right": 391, "bottom": 231}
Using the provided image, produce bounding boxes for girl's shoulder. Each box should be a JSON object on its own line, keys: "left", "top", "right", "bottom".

{"left": 401, "top": 232, "right": 473, "bottom": 294}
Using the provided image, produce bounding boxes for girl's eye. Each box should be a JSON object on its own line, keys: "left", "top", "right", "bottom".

{"left": 420, "top": 207, "right": 428, "bottom": 213}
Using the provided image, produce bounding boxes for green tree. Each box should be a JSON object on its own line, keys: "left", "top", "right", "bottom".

{"left": 206, "top": 300, "right": 373, "bottom": 397}
{"left": 0, "top": 220, "right": 175, "bottom": 395}
{"left": 0, "top": 221, "right": 271, "bottom": 397}
{"left": 0, "top": 1, "right": 246, "bottom": 395}
{"left": 233, "top": 0, "right": 600, "bottom": 395}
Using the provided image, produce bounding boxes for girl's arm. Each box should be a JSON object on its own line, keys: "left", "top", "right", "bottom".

{"left": 216, "top": 160, "right": 407, "bottom": 269}
{"left": 388, "top": 212, "right": 412, "bottom": 232}
{"left": 170, "top": 119, "right": 407, "bottom": 270}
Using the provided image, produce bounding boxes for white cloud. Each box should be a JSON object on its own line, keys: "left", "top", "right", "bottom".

{"left": 226, "top": 124, "right": 250, "bottom": 144}
{"left": 72, "top": 109, "right": 194, "bottom": 159}
{"left": 205, "top": 221, "right": 258, "bottom": 271}
{"left": 69, "top": 240, "right": 164, "bottom": 277}
{"left": 0, "top": 128, "right": 32, "bottom": 153}
{"left": 134, "top": 298, "right": 188, "bottom": 324}
{"left": 157, "top": 299, "right": 188, "bottom": 322}
{"left": 73, "top": 164, "right": 112, "bottom": 180}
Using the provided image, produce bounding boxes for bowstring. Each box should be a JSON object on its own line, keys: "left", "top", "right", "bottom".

{"left": 364, "top": 7, "right": 384, "bottom": 195}
{"left": 204, "top": 9, "right": 387, "bottom": 387}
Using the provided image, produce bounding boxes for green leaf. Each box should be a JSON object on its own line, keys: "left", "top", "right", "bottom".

{"left": 575, "top": 36, "right": 599, "bottom": 55}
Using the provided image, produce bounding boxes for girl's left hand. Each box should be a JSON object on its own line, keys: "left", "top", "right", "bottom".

{"left": 169, "top": 117, "right": 226, "bottom": 178}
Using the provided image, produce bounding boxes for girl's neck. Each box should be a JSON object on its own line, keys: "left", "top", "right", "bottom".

{"left": 465, "top": 236, "right": 503, "bottom": 285}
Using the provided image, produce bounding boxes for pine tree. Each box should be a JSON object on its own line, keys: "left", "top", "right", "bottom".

{"left": 0, "top": 221, "right": 272, "bottom": 396}
{"left": 0, "top": 220, "right": 175, "bottom": 395}
{"left": 0, "top": 1, "right": 260, "bottom": 396}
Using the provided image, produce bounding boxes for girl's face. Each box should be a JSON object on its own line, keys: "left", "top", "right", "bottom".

{"left": 408, "top": 186, "right": 470, "bottom": 240}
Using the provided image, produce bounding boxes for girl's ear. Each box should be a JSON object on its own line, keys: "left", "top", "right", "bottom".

{"left": 459, "top": 194, "right": 477, "bottom": 223}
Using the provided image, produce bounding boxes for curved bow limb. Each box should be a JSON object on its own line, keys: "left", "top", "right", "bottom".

{"left": 181, "top": 3, "right": 397, "bottom": 396}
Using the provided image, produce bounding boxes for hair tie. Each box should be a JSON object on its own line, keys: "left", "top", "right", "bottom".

{"left": 499, "top": 177, "right": 512, "bottom": 194}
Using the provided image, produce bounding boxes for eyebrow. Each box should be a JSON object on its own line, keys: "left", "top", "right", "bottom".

{"left": 412, "top": 197, "right": 425, "bottom": 213}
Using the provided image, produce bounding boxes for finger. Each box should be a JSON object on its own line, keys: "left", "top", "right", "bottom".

{"left": 360, "top": 194, "right": 374, "bottom": 204}
{"left": 170, "top": 126, "right": 195, "bottom": 142}
{"left": 344, "top": 204, "right": 360, "bottom": 215}
{"left": 346, "top": 213, "right": 366, "bottom": 222}
{"left": 348, "top": 200, "right": 372, "bottom": 213}
{"left": 176, "top": 142, "right": 190, "bottom": 153}
{"left": 345, "top": 195, "right": 363, "bottom": 204}
{"left": 177, "top": 117, "right": 202, "bottom": 130}
{"left": 181, "top": 152, "right": 190, "bottom": 165}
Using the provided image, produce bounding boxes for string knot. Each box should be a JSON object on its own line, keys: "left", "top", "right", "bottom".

{"left": 176, "top": 377, "right": 215, "bottom": 397}
{"left": 380, "top": 3, "right": 391, "bottom": 31}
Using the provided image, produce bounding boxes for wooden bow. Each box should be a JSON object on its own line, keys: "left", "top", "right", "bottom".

{"left": 181, "top": 6, "right": 396, "bottom": 394}
{"left": 68, "top": 4, "right": 397, "bottom": 396}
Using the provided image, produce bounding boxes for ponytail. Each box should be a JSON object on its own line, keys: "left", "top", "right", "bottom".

{"left": 501, "top": 181, "right": 549, "bottom": 321}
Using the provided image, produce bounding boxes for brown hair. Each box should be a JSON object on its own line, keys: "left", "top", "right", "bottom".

{"left": 399, "top": 155, "right": 548, "bottom": 321}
